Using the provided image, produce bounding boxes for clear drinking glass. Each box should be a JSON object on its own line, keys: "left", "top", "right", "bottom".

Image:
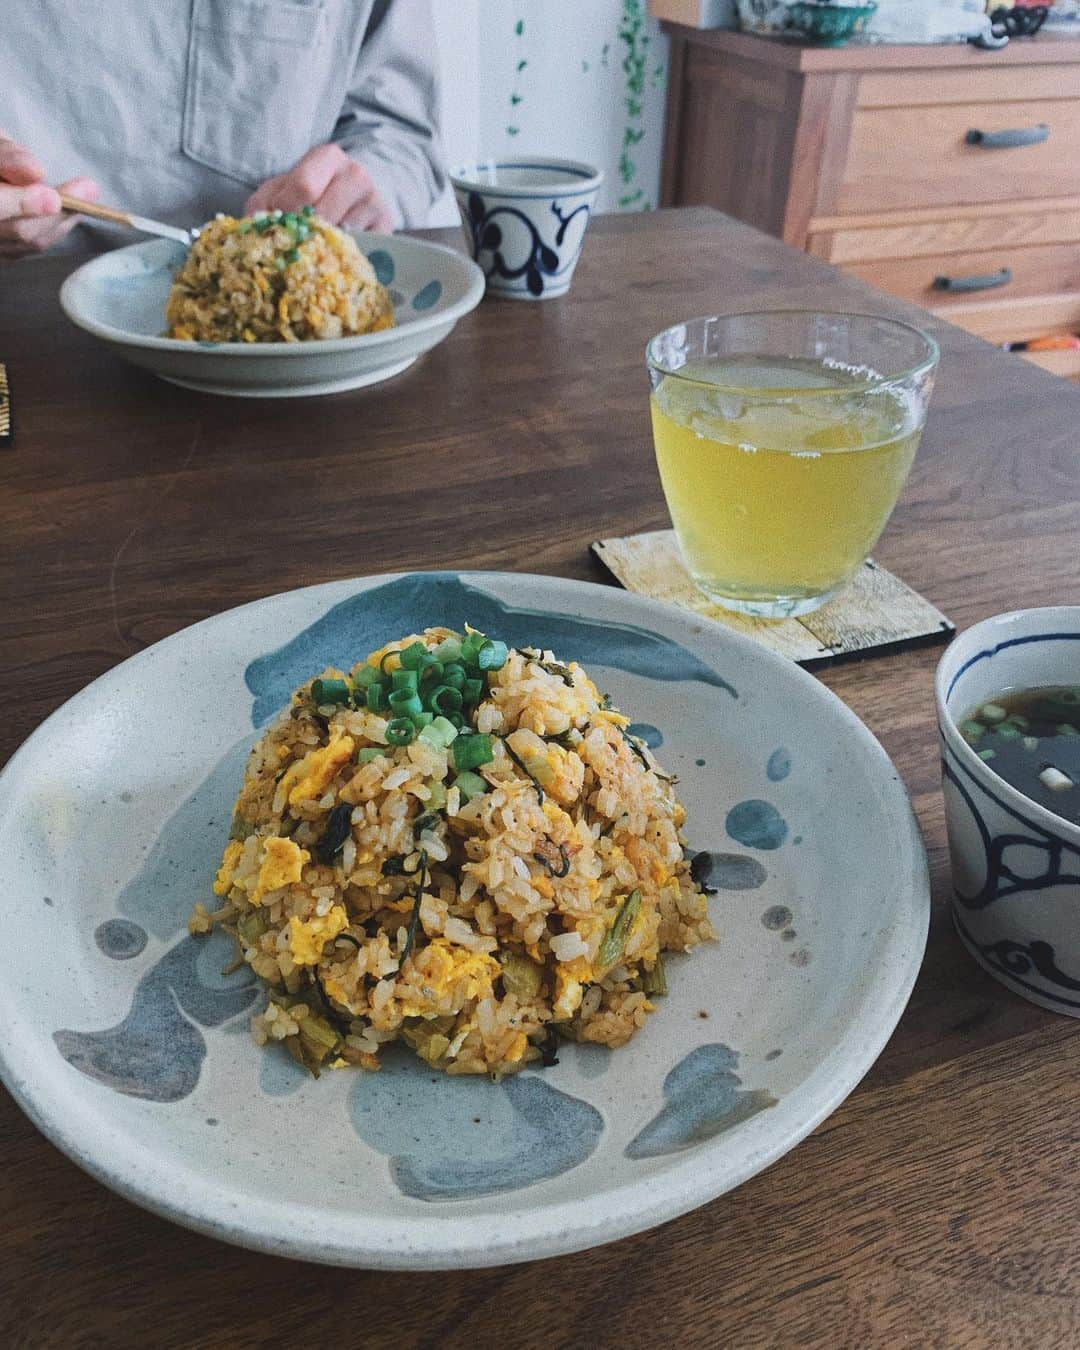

{"left": 646, "top": 311, "right": 939, "bottom": 618}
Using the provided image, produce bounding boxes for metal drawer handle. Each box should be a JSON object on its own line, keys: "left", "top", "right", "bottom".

{"left": 965, "top": 124, "right": 1050, "bottom": 148}
{"left": 933, "top": 268, "right": 1013, "bottom": 294}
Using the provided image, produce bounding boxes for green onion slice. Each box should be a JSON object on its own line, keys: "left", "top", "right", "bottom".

{"left": 310, "top": 677, "right": 351, "bottom": 707}
{"left": 386, "top": 718, "right": 415, "bottom": 746}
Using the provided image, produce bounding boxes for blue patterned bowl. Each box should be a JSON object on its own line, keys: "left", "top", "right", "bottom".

{"left": 60, "top": 232, "right": 484, "bottom": 399}
{"left": 937, "top": 608, "right": 1080, "bottom": 1015}
{"left": 451, "top": 158, "right": 603, "bottom": 301}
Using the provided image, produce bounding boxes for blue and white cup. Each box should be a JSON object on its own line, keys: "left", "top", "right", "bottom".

{"left": 936, "top": 608, "right": 1080, "bottom": 1015}
{"left": 451, "top": 158, "right": 603, "bottom": 301}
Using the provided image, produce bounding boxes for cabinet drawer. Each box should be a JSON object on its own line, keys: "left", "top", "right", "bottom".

{"left": 936, "top": 293, "right": 1080, "bottom": 344}
{"left": 839, "top": 100, "right": 1080, "bottom": 214}
{"left": 1020, "top": 347, "right": 1080, "bottom": 381}
{"left": 812, "top": 208, "right": 1080, "bottom": 265}
{"left": 846, "top": 241, "right": 1080, "bottom": 307}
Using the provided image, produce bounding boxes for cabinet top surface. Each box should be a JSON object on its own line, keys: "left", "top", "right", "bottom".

{"left": 663, "top": 23, "right": 1080, "bottom": 72}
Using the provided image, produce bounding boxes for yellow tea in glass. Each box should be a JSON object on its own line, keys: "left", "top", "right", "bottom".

{"left": 647, "top": 312, "right": 939, "bottom": 618}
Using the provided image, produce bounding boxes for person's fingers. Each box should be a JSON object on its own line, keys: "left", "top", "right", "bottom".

{"left": 243, "top": 176, "right": 280, "bottom": 216}
{"left": 57, "top": 175, "right": 101, "bottom": 202}
{"left": 0, "top": 135, "right": 46, "bottom": 186}
{"left": 340, "top": 193, "right": 394, "bottom": 233}
{"left": 246, "top": 144, "right": 347, "bottom": 215}
{"left": 312, "top": 161, "right": 371, "bottom": 225}
{"left": 0, "top": 182, "right": 60, "bottom": 222}
{"left": 0, "top": 210, "right": 78, "bottom": 255}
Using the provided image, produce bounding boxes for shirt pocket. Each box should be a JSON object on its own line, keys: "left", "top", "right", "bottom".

{"left": 182, "top": 0, "right": 332, "bottom": 186}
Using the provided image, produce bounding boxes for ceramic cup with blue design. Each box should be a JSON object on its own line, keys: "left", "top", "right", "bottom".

{"left": 936, "top": 607, "right": 1080, "bottom": 1015}
{"left": 451, "top": 158, "right": 603, "bottom": 301}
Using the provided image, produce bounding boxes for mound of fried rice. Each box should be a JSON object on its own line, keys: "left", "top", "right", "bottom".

{"left": 192, "top": 629, "right": 714, "bottom": 1079}
{"left": 165, "top": 209, "right": 394, "bottom": 343}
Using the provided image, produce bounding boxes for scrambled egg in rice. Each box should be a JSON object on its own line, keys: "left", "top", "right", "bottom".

{"left": 165, "top": 207, "right": 394, "bottom": 343}
{"left": 192, "top": 628, "right": 714, "bottom": 1079}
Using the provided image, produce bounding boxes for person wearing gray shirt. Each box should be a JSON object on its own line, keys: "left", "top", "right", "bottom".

{"left": 0, "top": 0, "right": 447, "bottom": 259}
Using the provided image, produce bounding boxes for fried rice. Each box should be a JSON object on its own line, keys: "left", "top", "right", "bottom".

{"left": 191, "top": 628, "right": 714, "bottom": 1079}
{"left": 165, "top": 207, "right": 394, "bottom": 343}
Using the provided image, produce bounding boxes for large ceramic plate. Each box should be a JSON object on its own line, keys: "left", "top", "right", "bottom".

{"left": 59, "top": 232, "right": 484, "bottom": 398}
{"left": 0, "top": 572, "right": 928, "bottom": 1268}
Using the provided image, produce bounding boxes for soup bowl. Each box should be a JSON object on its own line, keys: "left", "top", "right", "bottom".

{"left": 452, "top": 158, "right": 602, "bottom": 300}
{"left": 936, "top": 607, "right": 1080, "bottom": 1014}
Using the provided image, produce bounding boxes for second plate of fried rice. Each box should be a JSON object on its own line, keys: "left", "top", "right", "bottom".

{"left": 0, "top": 571, "right": 929, "bottom": 1268}
{"left": 60, "top": 230, "right": 484, "bottom": 397}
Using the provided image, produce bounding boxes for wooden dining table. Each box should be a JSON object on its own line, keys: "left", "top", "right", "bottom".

{"left": 3, "top": 207, "right": 1080, "bottom": 1348}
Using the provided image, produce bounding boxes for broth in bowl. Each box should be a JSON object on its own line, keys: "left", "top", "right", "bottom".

{"left": 960, "top": 685, "right": 1080, "bottom": 826}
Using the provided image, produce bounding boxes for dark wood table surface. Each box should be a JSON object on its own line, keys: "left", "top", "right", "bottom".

{"left": 4, "top": 208, "right": 1080, "bottom": 1348}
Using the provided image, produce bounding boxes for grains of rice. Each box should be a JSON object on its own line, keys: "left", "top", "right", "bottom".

{"left": 195, "top": 629, "right": 715, "bottom": 1079}
{"left": 165, "top": 211, "right": 394, "bottom": 343}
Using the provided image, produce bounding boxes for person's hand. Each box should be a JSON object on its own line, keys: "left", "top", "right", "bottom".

{"left": 245, "top": 144, "right": 394, "bottom": 233}
{"left": 0, "top": 132, "right": 100, "bottom": 259}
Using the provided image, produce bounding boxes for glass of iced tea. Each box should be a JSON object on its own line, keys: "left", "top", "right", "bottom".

{"left": 647, "top": 311, "right": 939, "bottom": 618}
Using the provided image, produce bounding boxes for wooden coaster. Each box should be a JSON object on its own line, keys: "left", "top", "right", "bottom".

{"left": 0, "top": 364, "right": 10, "bottom": 445}
{"left": 592, "top": 529, "right": 954, "bottom": 667}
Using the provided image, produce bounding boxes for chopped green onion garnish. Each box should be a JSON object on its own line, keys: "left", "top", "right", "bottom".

{"left": 433, "top": 637, "right": 462, "bottom": 663}
{"left": 366, "top": 683, "right": 389, "bottom": 713}
{"left": 392, "top": 667, "right": 419, "bottom": 693}
{"left": 399, "top": 642, "right": 429, "bottom": 670}
{"left": 598, "top": 890, "right": 642, "bottom": 968}
{"left": 453, "top": 771, "right": 487, "bottom": 802}
{"left": 386, "top": 718, "right": 415, "bottom": 746}
{"left": 418, "top": 716, "right": 459, "bottom": 750}
{"left": 430, "top": 685, "right": 463, "bottom": 716}
{"left": 311, "top": 677, "right": 351, "bottom": 706}
{"left": 447, "top": 711, "right": 465, "bottom": 730}
{"left": 284, "top": 248, "right": 301, "bottom": 264}
{"left": 357, "top": 746, "right": 386, "bottom": 764}
{"left": 442, "top": 663, "right": 466, "bottom": 690}
{"left": 476, "top": 640, "right": 508, "bottom": 671}
{"left": 462, "top": 677, "right": 484, "bottom": 705}
{"left": 388, "top": 689, "right": 423, "bottom": 720}
{"left": 453, "top": 732, "right": 494, "bottom": 772}
{"left": 412, "top": 711, "right": 434, "bottom": 731}
{"left": 461, "top": 632, "right": 486, "bottom": 663}
{"left": 274, "top": 256, "right": 287, "bottom": 270}
{"left": 352, "top": 664, "right": 381, "bottom": 688}
{"left": 301, "top": 203, "right": 314, "bottom": 217}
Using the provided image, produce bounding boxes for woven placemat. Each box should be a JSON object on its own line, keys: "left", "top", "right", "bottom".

{"left": 0, "top": 364, "right": 10, "bottom": 445}
{"left": 592, "top": 529, "right": 953, "bottom": 667}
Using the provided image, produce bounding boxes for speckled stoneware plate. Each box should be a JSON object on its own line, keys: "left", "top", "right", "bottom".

{"left": 59, "top": 232, "right": 484, "bottom": 398}
{"left": 0, "top": 572, "right": 928, "bottom": 1268}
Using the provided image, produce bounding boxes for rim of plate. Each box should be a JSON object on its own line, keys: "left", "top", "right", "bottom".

{"left": 58, "top": 235, "right": 485, "bottom": 357}
{"left": 0, "top": 571, "right": 929, "bottom": 1269}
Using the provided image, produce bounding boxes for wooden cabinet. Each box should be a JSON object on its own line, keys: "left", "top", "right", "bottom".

{"left": 660, "top": 28, "right": 1080, "bottom": 376}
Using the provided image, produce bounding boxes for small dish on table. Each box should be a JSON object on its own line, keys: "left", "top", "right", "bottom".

{"left": 937, "top": 606, "right": 1080, "bottom": 1013}
{"left": 60, "top": 231, "right": 484, "bottom": 399}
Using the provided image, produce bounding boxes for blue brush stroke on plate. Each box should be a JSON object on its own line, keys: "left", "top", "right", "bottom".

{"left": 367, "top": 249, "right": 395, "bottom": 285}
{"left": 412, "top": 279, "right": 442, "bottom": 311}
{"left": 626, "top": 722, "right": 663, "bottom": 748}
{"left": 766, "top": 748, "right": 791, "bottom": 782}
{"left": 54, "top": 929, "right": 257, "bottom": 1102}
{"left": 726, "top": 799, "right": 789, "bottom": 851}
{"left": 349, "top": 1050, "right": 603, "bottom": 1200}
{"left": 94, "top": 919, "right": 148, "bottom": 960}
{"left": 244, "top": 573, "right": 737, "bottom": 727}
{"left": 625, "top": 1044, "right": 777, "bottom": 1158}
{"left": 115, "top": 735, "right": 255, "bottom": 938}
